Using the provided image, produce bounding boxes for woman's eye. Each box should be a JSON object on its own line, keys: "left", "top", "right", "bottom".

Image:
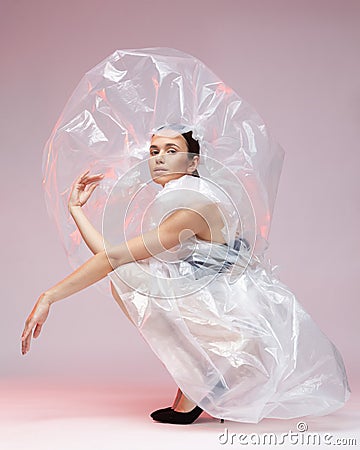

{"left": 150, "top": 148, "right": 177, "bottom": 156}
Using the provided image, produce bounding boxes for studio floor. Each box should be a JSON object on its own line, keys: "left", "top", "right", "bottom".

{"left": 1, "top": 378, "right": 359, "bottom": 450}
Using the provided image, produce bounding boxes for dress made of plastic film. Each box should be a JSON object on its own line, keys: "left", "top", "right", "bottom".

{"left": 42, "top": 48, "right": 350, "bottom": 423}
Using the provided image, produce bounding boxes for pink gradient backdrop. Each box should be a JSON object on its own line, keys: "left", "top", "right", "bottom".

{"left": 1, "top": 0, "right": 359, "bottom": 393}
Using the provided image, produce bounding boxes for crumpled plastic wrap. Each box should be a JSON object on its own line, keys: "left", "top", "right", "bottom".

{"left": 108, "top": 174, "right": 350, "bottom": 422}
{"left": 42, "top": 48, "right": 350, "bottom": 422}
{"left": 42, "top": 47, "right": 284, "bottom": 274}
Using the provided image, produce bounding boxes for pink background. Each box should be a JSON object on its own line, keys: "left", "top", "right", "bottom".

{"left": 1, "top": 0, "right": 359, "bottom": 394}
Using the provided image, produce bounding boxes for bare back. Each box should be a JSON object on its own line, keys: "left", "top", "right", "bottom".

{"left": 195, "top": 203, "right": 227, "bottom": 245}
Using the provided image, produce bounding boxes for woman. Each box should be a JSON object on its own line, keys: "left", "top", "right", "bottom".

{"left": 22, "top": 127, "right": 214, "bottom": 424}
{"left": 22, "top": 126, "right": 350, "bottom": 425}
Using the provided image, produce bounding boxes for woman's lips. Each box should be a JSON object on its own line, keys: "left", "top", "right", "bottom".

{"left": 154, "top": 168, "right": 168, "bottom": 172}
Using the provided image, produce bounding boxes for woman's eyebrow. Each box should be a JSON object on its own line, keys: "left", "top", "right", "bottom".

{"left": 165, "top": 143, "right": 181, "bottom": 149}
{"left": 149, "top": 143, "right": 181, "bottom": 150}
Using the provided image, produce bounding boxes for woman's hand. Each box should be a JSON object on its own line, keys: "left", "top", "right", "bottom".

{"left": 68, "top": 170, "right": 104, "bottom": 210}
{"left": 21, "top": 293, "right": 52, "bottom": 355}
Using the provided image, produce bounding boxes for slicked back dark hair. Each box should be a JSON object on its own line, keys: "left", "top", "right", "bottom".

{"left": 181, "top": 130, "right": 200, "bottom": 178}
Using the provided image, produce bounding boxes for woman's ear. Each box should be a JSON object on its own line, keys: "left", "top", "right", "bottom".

{"left": 187, "top": 155, "right": 200, "bottom": 174}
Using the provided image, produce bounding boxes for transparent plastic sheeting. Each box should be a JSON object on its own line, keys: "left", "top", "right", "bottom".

{"left": 108, "top": 174, "right": 350, "bottom": 422}
{"left": 42, "top": 47, "right": 284, "bottom": 275}
{"left": 42, "top": 48, "right": 350, "bottom": 422}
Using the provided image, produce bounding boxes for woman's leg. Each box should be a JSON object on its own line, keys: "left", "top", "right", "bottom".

{"left": 110, "top": 282, "right": 195, "bottom": 411}
{"left": 171, "top": 387, "right": 183, "bottom": 408}
{"left": 173, "top": 389, "right": 196, "bottom": 412}
{"left": 110, "top": 282, "right": 134, "bottom": 324}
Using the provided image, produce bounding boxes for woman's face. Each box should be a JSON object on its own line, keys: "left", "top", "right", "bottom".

{"left": 148, "top": 132, "right": 198, "bottom": 187}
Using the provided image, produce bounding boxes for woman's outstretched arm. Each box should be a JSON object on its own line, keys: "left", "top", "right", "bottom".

{"left": 21, "top": 208, "right": 208, "bottom": 355}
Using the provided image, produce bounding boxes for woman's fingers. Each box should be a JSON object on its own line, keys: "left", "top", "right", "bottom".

{"left": 87, "top": 182, "right": 99, "bottom": 196}
{"left": 74, "top": 170, "right": 102, "bottom": 187}
{"left": 23, "top": 333, "right": 31, "bottom": 354}
{"left": 76, "top": 169, "right": 90, "bottom": 184}
{"left": 33, "top": 323, "right": 43, "bottom": 339}
{"left": 76, "top": 171, "right": 104, "bottom": 183}
{"left": 80, "top": 181, "right": 99, "bottom": 201}
{"left": 22, "top": 319, "right": 32, "bottom": 341}
{"left": 69, "top": 172, "right": 103, "bottom": 207}
{"left": 21, "top": 321, "right": 34, "bottom": 354}
{"left": 21, "top": 336, "right": 28, "bottom": 354}
{"left": 82, "top": 174, "right": 104, "bottom": 184}
{"left": 21, "top": 295, "right": 51, "bottom": 355}
{"left": 80, "top": 178, "right": 103, "bottom": 193}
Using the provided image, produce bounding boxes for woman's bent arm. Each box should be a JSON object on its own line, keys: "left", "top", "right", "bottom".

{"left": 47, "top": 208, "right": 207, "bottom": 303}
{"left": 70, "top": 205, "right": 110, "bottom": 254}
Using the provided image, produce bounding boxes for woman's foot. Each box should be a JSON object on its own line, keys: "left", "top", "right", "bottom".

{"left": 151, "top": 390, "right": 203, "bottom": 424}
{"left": 152, "top": 404, "right": 203, "bottom": 425}
{"left": 172, "top": 391, "right": 197, "bottom": 412}
{"left": 150, "top": 387, "right": 183, "bottom": 418}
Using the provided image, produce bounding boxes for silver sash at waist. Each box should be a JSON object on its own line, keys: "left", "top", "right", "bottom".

{"left": 178, "top": 238, "right": 251, "bottom": 280}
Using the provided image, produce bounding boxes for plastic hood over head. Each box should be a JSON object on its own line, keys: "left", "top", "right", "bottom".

{"left": 42, "top": 47, "right": 285, "bottom": 277}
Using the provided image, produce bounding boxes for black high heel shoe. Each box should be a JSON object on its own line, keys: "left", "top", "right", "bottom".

{"left": 151, "top": 405, "right": 203, "bottom": 425}
{"left": 150, "top": 406, "right": 172, "bottom": 419}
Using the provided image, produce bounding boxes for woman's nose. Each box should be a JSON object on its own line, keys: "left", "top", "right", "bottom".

{"left": 155, "top": 152, "right": 165, "bottom": 163}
